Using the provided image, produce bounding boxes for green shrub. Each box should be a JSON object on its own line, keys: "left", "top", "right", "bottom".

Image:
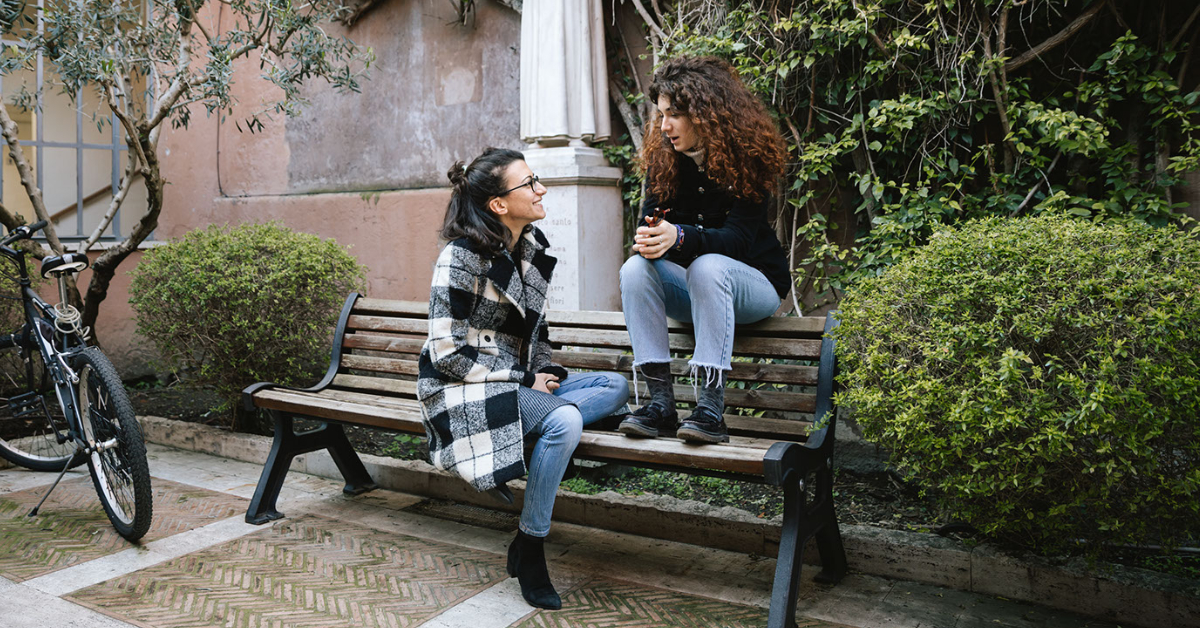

{"left": 0, "top": 255, "right": 45, "bottom": 394}
{"left": 129, "top": 223, "right": 367, "bottom": 426}
{"left": 834, "top": 215, "right": 1200, "bottom": 554}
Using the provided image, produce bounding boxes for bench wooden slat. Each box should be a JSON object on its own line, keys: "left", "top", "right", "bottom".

{"left": 332, "top": 374, "right": 418, "bottom": 397}
{"left": 347, "top": 314, "right": 823, "bottom": 360}
{"left": 346, "top": 315, "right": 426, "bottom": 335}
{"left": 342, "top": 354, "right": 420, "bottom": 377}
{"left": 647, "top": 383, "right": 814, "bottom": 413}
{"left": 343, "top": 348, "right": 820, "bottom": 389}
{"left": 336, "top": 353, "right": 811, "bottom": 412}
{"left": 253, "top": 389, "right": 425, "bottom": 432}
{"left": 574, "top": 431, "right": 767, "bottom": 475}
{"left": 254, "top": 388, "right": 772, "bottom": 475}
{"left": 550, "top": 352, "right": 819, "bottom": 385}
{"left": 550, "top": 328, "right": 822, "bottom": 359}
{"left": 315, "top": 388, "right": 424, "bottom": 412}
{"left": 343, "top": 334, "right": 424, "bottom": 354}
{"left": 358, "top": 298, "right": 828, "bottom": 337}
{"left": 268, "top": 386, "right": 810, "bottom": 440}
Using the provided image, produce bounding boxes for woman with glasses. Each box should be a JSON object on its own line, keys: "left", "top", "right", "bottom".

{"left": 417, "top": 147, "right": 629, "bottom": 611}
{"left": 618, "top": 56, "right": 790, "bottom": 444}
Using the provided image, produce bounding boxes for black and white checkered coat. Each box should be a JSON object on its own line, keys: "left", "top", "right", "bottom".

{"left": 417, "top": 227, "right": 559, "bottom": 491}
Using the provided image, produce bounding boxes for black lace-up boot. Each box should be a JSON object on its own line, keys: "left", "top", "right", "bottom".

{"left": 618, "top": 363, "right": 678, "bottom": 437}
{"left": 677, "top": 369, "right": 729, "bottom": 443}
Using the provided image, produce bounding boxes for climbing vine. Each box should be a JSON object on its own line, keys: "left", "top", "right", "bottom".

{"left": 612, "top": 0, "right": 1200, "bottom": 309}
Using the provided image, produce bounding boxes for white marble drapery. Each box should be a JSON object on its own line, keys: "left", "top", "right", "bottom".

{"left": 519, "top": 0, "right": 611, "bottom": 146}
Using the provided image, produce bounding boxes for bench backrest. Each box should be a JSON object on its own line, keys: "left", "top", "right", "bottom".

{"left": 327, "top": 294, "right": 837, "bottom": 445}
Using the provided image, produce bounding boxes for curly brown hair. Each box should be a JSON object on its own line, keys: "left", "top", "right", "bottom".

{"left": 642, "top": 56, "right": 787, "bottom": 203}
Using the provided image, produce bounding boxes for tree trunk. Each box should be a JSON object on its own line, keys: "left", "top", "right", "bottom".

{"left": 80, "top": 136, "right": 164, "bottom": 339}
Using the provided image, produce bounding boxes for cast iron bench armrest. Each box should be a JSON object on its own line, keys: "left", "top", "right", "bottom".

{"left": 240, "top": 292, "right": 363, "bottom": 412}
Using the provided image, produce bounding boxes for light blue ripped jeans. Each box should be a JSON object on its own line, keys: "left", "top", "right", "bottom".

{"left": 520, "top": 371, "right": 628, "bottom": 537}
{"left": 619, "top": 254, "right": 781, "bottom": 388}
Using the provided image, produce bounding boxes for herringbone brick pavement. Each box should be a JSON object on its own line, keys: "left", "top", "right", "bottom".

{"left": 514, "top": 579, "right": 849, "bottom": 628}
{"left": 68, "top": 513, "right": 509, "bottom": 628}
{"left": 0, "top": 477, "right": 246, "bottom": 581}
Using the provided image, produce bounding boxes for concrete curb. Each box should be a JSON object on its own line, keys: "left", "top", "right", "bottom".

{"left": 137, "top": 415, "right": 1199, "bottom": 628}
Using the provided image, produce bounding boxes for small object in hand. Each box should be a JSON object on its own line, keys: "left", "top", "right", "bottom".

{"left": 646, "top": 206, "right": 671, "bottom": 226}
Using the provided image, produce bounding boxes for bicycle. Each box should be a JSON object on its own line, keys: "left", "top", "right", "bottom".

{"left": 0, "top": 221, "right": 152, "bottom": 541}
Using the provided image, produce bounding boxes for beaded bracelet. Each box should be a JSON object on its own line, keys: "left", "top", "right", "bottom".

{"left": 674, "top": 224, "right": 684, "bottom": 249}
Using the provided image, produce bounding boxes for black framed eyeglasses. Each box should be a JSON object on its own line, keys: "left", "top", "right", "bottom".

{"left": 497, "top": 175, "right": 540, "bottom": 196}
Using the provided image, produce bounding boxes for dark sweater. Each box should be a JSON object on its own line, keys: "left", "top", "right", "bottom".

{"left": 641, "top": 157, "right": 792, "bottom": 299}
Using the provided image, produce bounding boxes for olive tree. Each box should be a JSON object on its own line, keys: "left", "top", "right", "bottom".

{"left": 0, "top": 0, "right": 372, "bottom": 339}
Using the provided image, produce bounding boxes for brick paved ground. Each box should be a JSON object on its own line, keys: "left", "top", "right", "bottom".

{"left": 0, "top": 443, "right": 1121, "bottom": 628}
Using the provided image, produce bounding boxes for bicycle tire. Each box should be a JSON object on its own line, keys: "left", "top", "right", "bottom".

{"left": 75, "top": 347, "right": 152, "bottom": 541}
{"left": 0, "top": 334, "right": 84, "bottom": 471}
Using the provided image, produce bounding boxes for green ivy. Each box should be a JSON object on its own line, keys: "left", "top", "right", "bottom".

{"left": 627, "top": 1, "right": 1200, "bottom": 302}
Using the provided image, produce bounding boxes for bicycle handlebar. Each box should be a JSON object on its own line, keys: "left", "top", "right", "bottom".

{"left": 0, "top": 220, "right": 48, "bottom": 247}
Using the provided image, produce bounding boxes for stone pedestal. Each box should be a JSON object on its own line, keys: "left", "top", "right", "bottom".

{"left": 525, "top": 146, "right": 624, "bottom": 311}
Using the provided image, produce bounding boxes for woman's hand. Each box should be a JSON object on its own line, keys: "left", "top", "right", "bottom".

{"left": 632, "top": 217, "right": 677, "bottom": 260}
{"left": 533, "top": 372, "right": 561, "bottom": 394}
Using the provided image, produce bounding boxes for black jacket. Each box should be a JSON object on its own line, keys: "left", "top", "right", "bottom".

{"left": 642, "top": 156, "right": 792, "bottom": 298}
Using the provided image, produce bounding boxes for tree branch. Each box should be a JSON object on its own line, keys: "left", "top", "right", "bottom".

{"left": 979, "top": 4, "right": 1016, "bottom": 174}
{"left": 1168, "top": 3, "right": 1200, "bottom": 53}
{"left": 0, "top": 103, "right": 65, "bottom": 255}
{"left": 609, "top": 77, "right": 643, "bottom": 151}
{"left": 629, "top": 0, "right": 665, "bottom": 59}
{"left": 1009, "top": 151, "right": 1061, "bottom": 217}
{"left": 335, "top": 0, "right": 384, "bottom": 27}
{"left": 105, "top": 81, "right": 151, "bottom": 175}
{"left": 77, "top": 160, "right": 140, "bottom": 254}
{"left": 1004, "top": 1, "right": 1105, "bottom": 74}
{"left": 146, "top": 18, "right": 196, "bottom": 131}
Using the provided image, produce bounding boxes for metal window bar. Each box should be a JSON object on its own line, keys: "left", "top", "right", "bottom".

{"left": 0, "top": 0, "right": 135, "bottom": 243}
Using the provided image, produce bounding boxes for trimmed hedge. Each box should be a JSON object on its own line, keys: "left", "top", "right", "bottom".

{"left": 129, "top": 223, "right": 366, "bottom": 426}
{"left": 833, "top": 215, "right": 1200, "bottom": 553}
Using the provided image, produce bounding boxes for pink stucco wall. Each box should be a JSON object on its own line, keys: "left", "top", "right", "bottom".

{"left": 97, "top": 0, "right": 524, "bottom": 376}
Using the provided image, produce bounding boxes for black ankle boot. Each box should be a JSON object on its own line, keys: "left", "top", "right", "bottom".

{"left": 506, "top": 530, "right": 562, "bottom": 610}
{"left": 619, "top": 363, "right": 677, "bottom": 438}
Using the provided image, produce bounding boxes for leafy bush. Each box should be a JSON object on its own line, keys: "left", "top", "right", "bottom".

{"left": 129, "top": 223, "right": 367, "bottom": 426}
{"left": 0, "top": 255, "right": 45, "bottom": 394}
{"left": 834, "top": 215, "right": 1200, "bottom": 554}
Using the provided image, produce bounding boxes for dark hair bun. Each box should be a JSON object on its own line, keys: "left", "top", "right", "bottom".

{"left": 447, "top": 161, "right": 468, "bottom": 189}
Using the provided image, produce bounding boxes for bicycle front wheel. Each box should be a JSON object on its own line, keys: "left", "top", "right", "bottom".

{"left": 75, "top": 347, "right": 152, "bottom": 541}
{"left": 0, "top": 337, "right": 82, "bottom": 471}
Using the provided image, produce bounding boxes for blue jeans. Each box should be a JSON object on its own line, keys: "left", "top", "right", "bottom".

{"left": 620, "top": 254, "right": 781, "bottom": 377}
{"left": 521, "top": 371, "right": 628, "bottom": 536}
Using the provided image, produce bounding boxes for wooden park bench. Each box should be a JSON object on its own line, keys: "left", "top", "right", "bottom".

{"left": 242, "top": 293, "right": 847, "bottom": 628}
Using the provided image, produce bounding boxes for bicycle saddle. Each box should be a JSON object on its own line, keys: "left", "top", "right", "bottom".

{"left": 40, "top": 252, "right": 90, "bottom": 278}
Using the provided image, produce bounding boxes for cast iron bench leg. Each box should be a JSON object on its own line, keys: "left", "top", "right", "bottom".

{"left": 245, "top": 411, "right": 378, "bottom": 525}
{"left": 768, "top": 467, "right": 808, "bottom": 628}
{"left": 765, "top": 446, "right": 848, "bottom": 627}
{"left": 812, "top": 465, "right": 848, "bottom": 584}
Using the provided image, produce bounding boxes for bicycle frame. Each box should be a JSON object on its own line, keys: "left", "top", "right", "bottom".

{"left": 0, "top": 237, "right": 92, "bottom": 456}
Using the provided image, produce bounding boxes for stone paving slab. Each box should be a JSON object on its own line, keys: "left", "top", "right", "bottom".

{"left": 0, "top": 476, "right": 245, "bottom": 582}
{"left": 512, "top": 578, "right": 780, "bottom": 628}
{"left": 68, "top": 512, "right": 510, "bottom": 628}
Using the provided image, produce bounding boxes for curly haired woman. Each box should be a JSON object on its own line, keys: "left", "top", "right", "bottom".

{"left": 619, "top": 56, "right": 790, "bottom": 444}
